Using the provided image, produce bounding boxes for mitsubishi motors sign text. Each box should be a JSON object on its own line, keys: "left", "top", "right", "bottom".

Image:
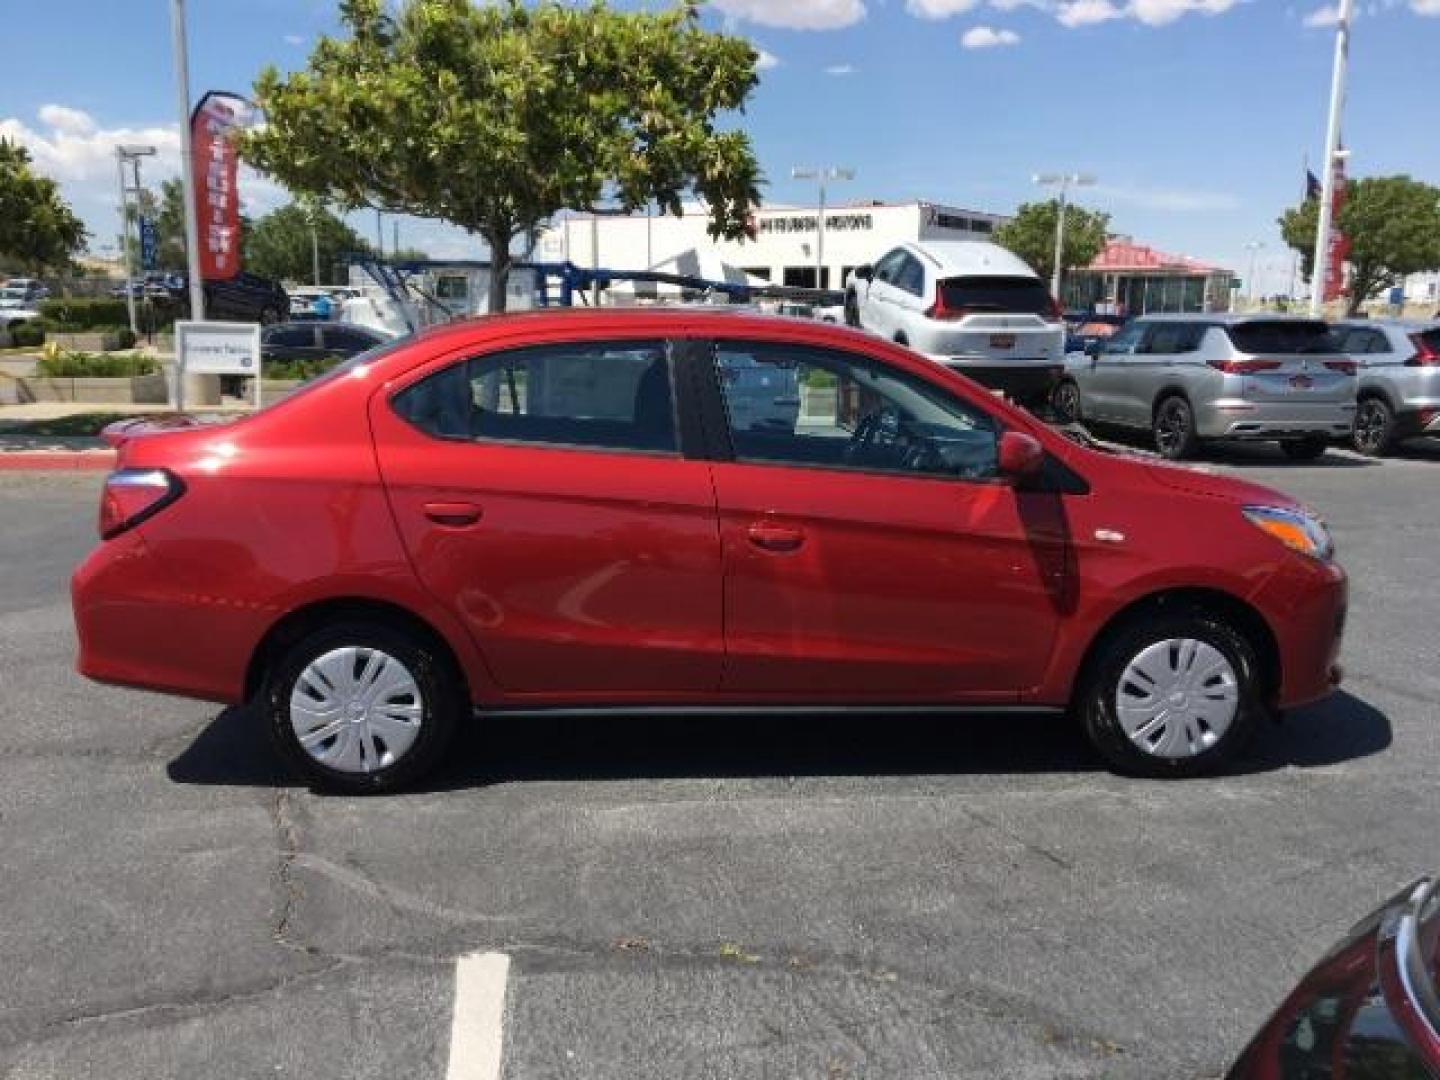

{"left": 191, "top": 92, "right": 253, "bottom": 282}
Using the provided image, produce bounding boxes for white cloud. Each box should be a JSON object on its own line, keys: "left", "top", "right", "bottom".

{"left": 824, "top": 63, "right": 858, "bottom": 75}
{"left": 1415, "top": 0, "right": 1440, "bottom": 12}
{"left": 283, "top": 33, "right": 306, "bottom": 46}
{"left": 0, "top": 105, "right": 287, "bottom": 247}
{"left": 1056, "top": 0, "right": 1125, "bottom": 25}
{"left": 905, "top": 0, "right": 983, "bottom": 18}
{"left": 1303, "top": 3, "right": 1341, "bottom": 23}
{"left": 709, "top": 0, "right": 865, "bottom": 29}
{"left": 755, "top": 47, "right": 781, "bottom": 70}
{"left": 961, "top": 24, "right": 1023, "bottom": 45}
{"left": 1126, "top": 0, "right": 1240, "bottom": 24}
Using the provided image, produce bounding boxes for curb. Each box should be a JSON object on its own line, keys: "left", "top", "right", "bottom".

{"left": 0, "top": 451, "right": 116, "bottom": 472}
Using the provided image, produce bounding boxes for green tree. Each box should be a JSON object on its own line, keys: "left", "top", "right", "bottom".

{"left": 1280, "top": 175, "right": 1440, "bottom": 314}
{"left": 146, "top": 179, "right": 191, "bottom": 273}
{"left": 241, "top": 0, "right": 762, "bottom": 312}
{"left": 244, "top": 201, "right": 372, "bottom": 284}
{"left": 0, "top": 140, "right": 87, "bottom": 272}
{"left": 994, "top": 199, "right": 1110, "bottom": 288}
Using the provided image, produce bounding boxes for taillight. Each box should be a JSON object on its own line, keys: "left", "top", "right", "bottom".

{"left": 1324, "top": 359, "right": 1357, "bottom": 375}
{"left": 1211, "top": 358, "right": 1283, "bottom": 374}
{"left": 925, "top": 286, "right": 967, "bottom": 321}
{"left": 1407, "top": 334, "right": 1440, "bottom": 366}
{"left": 99, "top": 468, "right": 184, "bottom": 540}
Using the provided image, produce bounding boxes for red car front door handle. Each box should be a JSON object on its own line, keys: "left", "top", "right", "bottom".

{"left": 423, "top": 501, "right": 483, "bottom": 527}
{"left": 747, "top": 521, "right": 804, "bottom": 553}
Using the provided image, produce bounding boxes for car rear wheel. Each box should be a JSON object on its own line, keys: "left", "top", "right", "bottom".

{"left": 264, "top": 621, "right": 461, "bottom": 794}
{"left": 1279, "top": 437, "right": 1328, "bottom": 461}
{"left": 1352, "top": 396, "right": 1396, "bottom": 457}
{"left": 1077, "top": 613, "right": 1263, "bottom": 778}
{"left": 1051, "top": 379, "right": 1082, "bottom": 425}
{"left": 1153, "top": 395, "right": 1199, "bottom": 460}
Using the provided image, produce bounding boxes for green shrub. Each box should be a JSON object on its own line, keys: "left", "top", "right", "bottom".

{"left": 10, "top": 322, "right": 45, "bottom": 348}
{"left": 98, "top": 326, "right": 139, "bottom": 351}
{"left": 37, "top": 297, "right": 131, "bottom": 330}
{"left": 34, "top": 351, "right": 158, "bottom": 378}
{"left": 263, "top": 356, "right": 344, "bottom": 382}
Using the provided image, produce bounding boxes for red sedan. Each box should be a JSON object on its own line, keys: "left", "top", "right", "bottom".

{"left": 72, "top": 309, "right": 1346, "bottom": 792}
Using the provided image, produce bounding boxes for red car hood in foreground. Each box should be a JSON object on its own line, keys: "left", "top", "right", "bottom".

{"left": 1143, "top": 460, "right": 1302, "bottom": 510}
{"left": 1227, "top": 876, "right": 1440, "bottom": 1078}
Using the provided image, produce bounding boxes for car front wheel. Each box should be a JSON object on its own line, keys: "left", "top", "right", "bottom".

{"left": 1051, "top": 379, "right": 1082, "bottom": 425}
{"left": 1077, "top": 612, "right": 1264, "bottom": 778}
{"left": 265, "top": 621, "right": 462, "bottom": 793}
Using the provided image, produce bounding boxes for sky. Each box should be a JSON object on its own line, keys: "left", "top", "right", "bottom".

{"left": 3, "top": 0, "right": 1438, "bottom": 295}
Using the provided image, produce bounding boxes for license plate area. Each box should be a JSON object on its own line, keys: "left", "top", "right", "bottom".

{"left": 989, "top": 334, "right": 1016, "bottom": 349}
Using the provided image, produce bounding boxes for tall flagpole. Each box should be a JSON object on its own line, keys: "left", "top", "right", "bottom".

{"left": 1310, "top": 0, "right": 1353, "bottom": 317}
{"left": 171, "top": 0, "right": 204, "bottom": 324}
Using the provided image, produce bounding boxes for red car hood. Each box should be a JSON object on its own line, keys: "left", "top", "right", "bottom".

{"left": 1143, "top": 460, "right": 1300, "bottom": 510}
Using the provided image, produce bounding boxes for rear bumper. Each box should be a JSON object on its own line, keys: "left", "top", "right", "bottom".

{"left": 933, "top": 361, "right": 1063, "bottom": 400}
{"left": 1197, "top": 398, "right": 1356, "bottom": 440}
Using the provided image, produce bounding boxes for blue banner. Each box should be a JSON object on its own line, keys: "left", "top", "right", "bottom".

{"left": 139, "top": 215, "right": 157, "bottom": 273}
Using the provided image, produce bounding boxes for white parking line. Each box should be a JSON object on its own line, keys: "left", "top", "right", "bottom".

{"left": 446, "top": 951, "right": 511, "bottom": 1080}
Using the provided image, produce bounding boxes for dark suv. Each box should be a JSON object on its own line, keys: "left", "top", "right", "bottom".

{"left": 168, "top": 272, "right": 288, "bottom": 324}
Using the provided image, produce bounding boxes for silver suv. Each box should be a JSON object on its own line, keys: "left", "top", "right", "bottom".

{"left": 1054, "top": 315, "right": 1357, "bottom": 460}
{"left": 1331, "top": 319, "right": 1440, "bottom": 456}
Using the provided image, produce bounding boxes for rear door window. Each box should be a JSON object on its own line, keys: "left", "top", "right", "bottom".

{"left": 937, "top": 276, "right": 1051, "bottom": 315}
{"left": 394, "top": 340, "right": 678, "bottom": 454}
{"left": 1226, "top": 321, "right": 1339, "bottom": 354}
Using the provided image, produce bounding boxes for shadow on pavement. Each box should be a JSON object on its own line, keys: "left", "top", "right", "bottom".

{"left": 167, "top": 689, "right": 1393, "bottom": 792}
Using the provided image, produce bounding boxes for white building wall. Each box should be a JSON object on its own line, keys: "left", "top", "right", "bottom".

{"left": 534, "top": 201, "right": 1007, "bottom": 291}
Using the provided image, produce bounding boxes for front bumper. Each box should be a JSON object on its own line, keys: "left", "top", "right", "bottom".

{"left": 1250, "top": 556, "right": 1348, "bottom": 710}
{"left": 1197, "top": 398, "right": 1356, "bottom": 441}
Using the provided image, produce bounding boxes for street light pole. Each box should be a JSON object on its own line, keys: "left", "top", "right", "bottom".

{"left": 170, "top": 0, "right": 205, "bottom": 328}
{"left": 1033, "top": 172, "right": 1096, "bottom": 303}
{"left": 1310, "top": 0, "right": 1354, "bottom": 317}
{"left": 792, "top": 167, "right": 855, "bottom": 292}
{"left": 115, "top": 145, "right": 157, "bottom": 336}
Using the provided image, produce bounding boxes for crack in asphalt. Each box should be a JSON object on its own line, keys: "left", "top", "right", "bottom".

{"left": 269, "top": 789, "right": 312, "bottom": 956}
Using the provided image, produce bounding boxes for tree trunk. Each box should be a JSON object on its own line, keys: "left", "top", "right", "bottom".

{"left": 486, "top": 225, "right": 513, "bottom": 314}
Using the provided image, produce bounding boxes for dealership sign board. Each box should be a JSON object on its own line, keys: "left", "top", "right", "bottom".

{"left": 174, "top": 320, "right": 263, "bottom": 410}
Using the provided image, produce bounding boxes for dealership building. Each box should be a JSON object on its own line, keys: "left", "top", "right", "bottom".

{"left": 533, "top": 200, "right": 1011, "bottom": 293}
{"left": 1063, "top": 238, "right": 1235, "bottom": 316}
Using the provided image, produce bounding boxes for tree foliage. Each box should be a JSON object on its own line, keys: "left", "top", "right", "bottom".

{"left": 243, "top": 202, "right": 372, "bottom": 284}
{"left": 0, "top": 140, "right": 87, "bottom": 272}
{"left": 1279, "top": 175, "right": 1440, "bottom": 314}
{"left": 994, "top": 199, "right": 1110, "bottom": 287}
{"left": 241, "top": 0, "right": 762, "bottom": 311}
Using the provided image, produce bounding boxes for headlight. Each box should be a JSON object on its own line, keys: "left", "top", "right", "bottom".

{"left": 1242, "top": 505, "right": 1334, "bottom": 561}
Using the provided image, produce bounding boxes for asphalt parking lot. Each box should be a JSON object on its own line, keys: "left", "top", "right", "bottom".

{"left": 2, "top": 439, "right": 1439, "bottom": 1080}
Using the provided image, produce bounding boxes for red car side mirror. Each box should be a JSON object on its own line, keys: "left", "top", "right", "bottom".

{"left": 997, "top": 430, "right": 1044, "bottom": 481}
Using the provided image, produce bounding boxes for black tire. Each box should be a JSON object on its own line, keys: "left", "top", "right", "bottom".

{"left": 1153, "top": 395, "right": 1200, "bottom": 460}
{"left": 1352, "top": 395, "right": 1396, "bottom": 457}
{"left": 1076, "top": 612, "right": 1265, "bottom": 779}
{"left": 264, "top": 620, "right": 462, "bottom": 794}
{"left": 844, "top": 290, "right": 861, "bottom": 328}
{"left": 260, "top": 306, "right": 282, "bottom": 326}
{"left": 1051, "top": 379, "right": 1083, "bottom": 425}
{"left": 1279, "top": 436, "right": 1328, "bottom": 461}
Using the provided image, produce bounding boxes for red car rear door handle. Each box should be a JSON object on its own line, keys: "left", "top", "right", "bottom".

{"left": 423, "top": 501, "right": 483, "bottom": 527}
{"left": 747, "top": 521, "right": 804, "bottom": 553}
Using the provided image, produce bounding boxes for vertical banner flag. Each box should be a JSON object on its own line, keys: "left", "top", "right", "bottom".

{"left": 139, "top": 216, "right": 157, "bottom": 273}
{"left": 190, "top": 91, "right": 255, "bottom": 282}
{"left": 1323, "top": 152, "right": 1350, "bottom": 304}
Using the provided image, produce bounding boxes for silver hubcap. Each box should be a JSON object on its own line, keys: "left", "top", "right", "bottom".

{"left": 1116, "top": 638, "right": 1239, "bottom": 759}
{"left": 289, "top": 647, "right": 424, "bottom": 774}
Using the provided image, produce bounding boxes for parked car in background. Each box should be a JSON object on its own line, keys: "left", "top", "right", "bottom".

{"left": 260, "top": 320, "right": 391, "bottom": 364}
{"left": 1331, "top": 319, "right": 1440, "bottom": 456}
{"left": 288, "top": 286, "right": 341, "bottom": 320}
{"left": 1052, "top": 314, "right": 1357, "bottom": 460}
{"left": 73, "top": 308, "right": 1346, "bottom": 792}
{"left": 0, "top": 286, "right": 34, "bottom": 312}
{"left": 4, "top": 277, "right": 49, "bottom": 302}
{"left": 845, "top": 241, "right": 1065, "bottom": 411}
{"left": 167, "top": 272, "right": 288, "bottom": 324}
{"left": 1226, "top": 874, "right": 1440, "bottom": 1078}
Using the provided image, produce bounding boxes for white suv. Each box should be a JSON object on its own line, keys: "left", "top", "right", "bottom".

{"left": 845, "top": 241, "right": 1065, "bottom": 408}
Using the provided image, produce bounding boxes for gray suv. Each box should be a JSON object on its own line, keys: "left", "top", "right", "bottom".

{"left": 1331, "top": 319, "right": 1440, "bottom": 456}
{"left": 1054, "top": 315, "right": 1357, "bottom": 460}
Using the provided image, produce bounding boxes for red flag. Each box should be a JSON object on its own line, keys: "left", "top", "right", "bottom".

{"left": 190, "top": 92, "right": 254, "bottom": 282}
{"left": 1323, "top": 155, "right": 1349, "bottom": 304}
